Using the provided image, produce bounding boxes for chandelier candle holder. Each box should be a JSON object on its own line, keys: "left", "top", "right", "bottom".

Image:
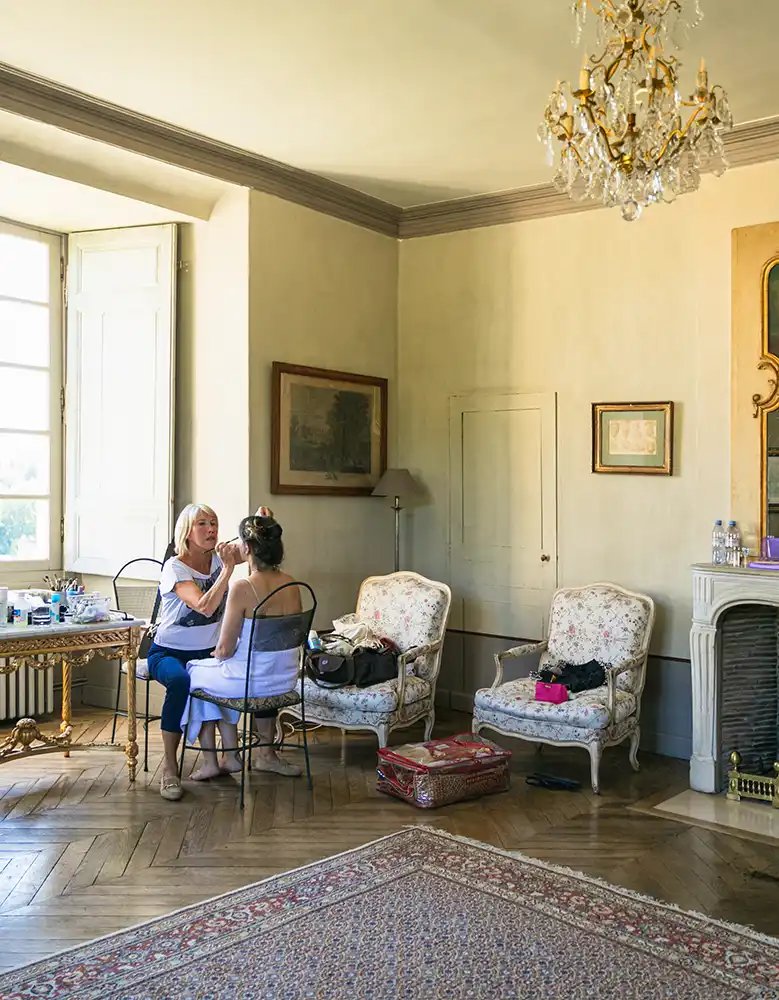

{"left": 539, "top": 0, "right": 733, "bottom": 220}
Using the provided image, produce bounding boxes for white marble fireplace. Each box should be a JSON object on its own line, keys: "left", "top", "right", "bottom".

{"left": 690, "top": 563, "right": 779, "bottom": 793}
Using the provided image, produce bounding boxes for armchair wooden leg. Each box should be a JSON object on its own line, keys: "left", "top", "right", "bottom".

{"left": 376, "top": 725, "right": 389, "bottom": 748}
{"left": 424, "top": 708, "right": 435, "bottom": 741}
{"left": 588, "top": 743, "right": 602, "bottom": 795}
{"left": 629, "top": 726, "right": 641, "bottom": 772}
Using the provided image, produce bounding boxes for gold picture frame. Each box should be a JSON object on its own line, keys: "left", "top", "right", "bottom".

{"left": 592, "top": 402, "right": 674, "bottom": 475}
{"left": 271, "top": 362, "right": 388, "bottom": 496}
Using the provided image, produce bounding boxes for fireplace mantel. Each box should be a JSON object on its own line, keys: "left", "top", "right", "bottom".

{"left": 690, "top": 563, "right": 779, "bottom": 793}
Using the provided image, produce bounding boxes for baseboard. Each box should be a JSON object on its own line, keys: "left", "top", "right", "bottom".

{"left": 640, "top": 730, "right": 691, "bottom": 761}
{"left": 451, "top": 691, "right": 474, "bottom": 715}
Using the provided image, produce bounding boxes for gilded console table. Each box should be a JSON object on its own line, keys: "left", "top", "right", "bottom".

{"left": 0, "top": 618, "right": 145, "bottom": 782}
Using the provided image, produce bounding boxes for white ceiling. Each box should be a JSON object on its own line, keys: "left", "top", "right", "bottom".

{"left": 0, "top": 159, "right": 201, "bottom": 233}
{"left": 0, "top": 0, "right": 775, "bottom": 207}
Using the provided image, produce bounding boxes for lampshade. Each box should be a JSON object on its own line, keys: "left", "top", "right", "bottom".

{"left": 371, "top": 468, "right": 421, "bottom": 499}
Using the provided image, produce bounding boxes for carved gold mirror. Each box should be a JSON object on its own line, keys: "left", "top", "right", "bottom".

{"left": 758, "top": 258, "right": 779, "bottom": 542}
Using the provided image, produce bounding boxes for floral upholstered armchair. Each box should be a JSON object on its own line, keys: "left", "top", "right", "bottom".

{"left": 279, "top": 572, "right": 451, "bottom": 747}
{"left": 472, "top": 583, "right": 655, "bottom": 793}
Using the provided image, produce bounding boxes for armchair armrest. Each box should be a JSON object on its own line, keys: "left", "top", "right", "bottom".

{"left": 604, "top": 655, "right": 646, "bottom": 724}
{"left": 492, "top": 640, "right": 548, "bottom": 689}
{"left": 397, "top": 639, "right": 444, "bottom": 706}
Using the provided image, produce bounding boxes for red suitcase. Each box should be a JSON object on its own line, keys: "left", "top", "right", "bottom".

{"left": 376, "top": 733, "right": 511, "bottom": 808}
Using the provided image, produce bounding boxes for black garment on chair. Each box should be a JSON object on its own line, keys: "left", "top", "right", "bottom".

{"left": 538, "top": 660, "right": 606, "bottom": 693}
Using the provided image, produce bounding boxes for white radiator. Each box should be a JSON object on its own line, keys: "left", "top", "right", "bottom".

{"left": 0, "top": 661, "right": 55, "bottom": 722}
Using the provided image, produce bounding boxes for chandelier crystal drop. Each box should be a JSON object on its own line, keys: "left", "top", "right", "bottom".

{"left": 539, "top": 0, "right": 733, "bottom": 221}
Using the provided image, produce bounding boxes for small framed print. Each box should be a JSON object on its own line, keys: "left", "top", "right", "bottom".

{"left": 592, "top": 402, "right": 674, "bottom": 475}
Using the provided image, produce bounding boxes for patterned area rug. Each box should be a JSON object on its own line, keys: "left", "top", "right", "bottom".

{"left": 3, "top": 826, "right": 779, "bottom": 999}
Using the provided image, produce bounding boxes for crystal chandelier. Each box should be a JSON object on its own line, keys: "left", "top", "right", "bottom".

{"left": 539, "top": 0, "right": 733, "bottom": 221}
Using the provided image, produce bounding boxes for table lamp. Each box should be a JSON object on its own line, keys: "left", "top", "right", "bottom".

{"left": 372, "top": 468, "right": 421, "bottom": 573}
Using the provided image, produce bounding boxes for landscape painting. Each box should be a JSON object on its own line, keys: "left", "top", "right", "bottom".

{"left": 271, "top": 362, "right": 388, "bottom": 495}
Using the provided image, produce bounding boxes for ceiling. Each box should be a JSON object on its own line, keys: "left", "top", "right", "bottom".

{"left": 0, "top": 110, "right": 229, "bottom": 227}
{"left": 0, "top": 159, "right": 196, "bottom": 233}
{"left": 0, "top": 0, "right": 775, "bottom": 207}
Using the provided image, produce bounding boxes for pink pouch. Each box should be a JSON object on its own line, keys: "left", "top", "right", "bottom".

{"left": 535, "top": 681, "right": 568, "bottom": 704}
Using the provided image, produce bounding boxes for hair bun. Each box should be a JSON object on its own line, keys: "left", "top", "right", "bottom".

{"left": 241, "top": 516, "right": 282, "bottom": 542}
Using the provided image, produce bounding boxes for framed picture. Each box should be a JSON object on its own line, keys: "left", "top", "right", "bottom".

{"left": 592, "top": 402, "right": 674, "bottom": 475}
{"left": 271, "top": 362, "right": 388, "bottom": 496}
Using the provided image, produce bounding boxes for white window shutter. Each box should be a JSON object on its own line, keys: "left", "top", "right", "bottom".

{"left": 64, "top": 225, "right": 176, "bottom": 579}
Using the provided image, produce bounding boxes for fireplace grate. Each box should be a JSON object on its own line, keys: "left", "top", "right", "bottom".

{"left": 727, "top": 750, "right": 779, "bottom": 808}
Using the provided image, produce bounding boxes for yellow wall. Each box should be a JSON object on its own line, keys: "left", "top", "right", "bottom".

{"left": 398, "top": 160, "right": 779, "bottom": 659}
{"left": 248, "top": 192, "right": 399, "bottom": 626}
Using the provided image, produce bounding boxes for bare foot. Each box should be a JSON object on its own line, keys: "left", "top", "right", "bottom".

{"left": 189, "top": 762, "right": 222, "bottom": 781}
{"left": 219, "top": 754, "right": 243, "bottom": 775}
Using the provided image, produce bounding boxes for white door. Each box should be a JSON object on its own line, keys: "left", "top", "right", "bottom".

{"left": 449, "top": 392, "right": 557, "bottom": 640}
{"left": 64, "top": 225, "right": 176, "bottom": 578}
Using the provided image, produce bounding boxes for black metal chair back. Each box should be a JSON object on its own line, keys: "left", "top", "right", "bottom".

{"left": 243, "top": 583, "right": 317, "bottom": 705}
{"left": 110, "top": 557, "right": 164, "bottom": 774}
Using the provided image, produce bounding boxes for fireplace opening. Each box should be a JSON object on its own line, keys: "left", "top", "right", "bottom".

{"left": 717, "top": 603, "right": 779, "bottom": 790}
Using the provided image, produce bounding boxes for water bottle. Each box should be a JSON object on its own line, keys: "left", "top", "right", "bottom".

{"left": 711, "top": 520, "right": 725, "bottom": 565}
{"left": 725, "top": 521, "right": 742, "bottom": 567}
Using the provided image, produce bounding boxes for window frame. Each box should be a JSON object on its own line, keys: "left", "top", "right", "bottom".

{"left": 0, "top": 218, "right": 64, "bottom": 584}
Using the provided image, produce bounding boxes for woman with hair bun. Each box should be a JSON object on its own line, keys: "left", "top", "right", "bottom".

{"left": 181, "top": 514, "right": 303, "bottom": 780}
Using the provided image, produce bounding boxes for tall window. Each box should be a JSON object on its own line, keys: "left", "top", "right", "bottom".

{"left": 0, "top": 221, "right": 62, "bottom": 575}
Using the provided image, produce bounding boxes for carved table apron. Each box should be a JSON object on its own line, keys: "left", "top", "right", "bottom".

{"left": 0, "top": 619, "right": 145, "bottom": 782}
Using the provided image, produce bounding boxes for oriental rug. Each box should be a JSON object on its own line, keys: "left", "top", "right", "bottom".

{"left": 2, "top": 826, "right": 779, "bottom": 999}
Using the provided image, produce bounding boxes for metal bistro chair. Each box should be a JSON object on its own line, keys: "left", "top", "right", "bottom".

{"left": 179, "top": 581, "right": 316, "bottom": 810}
{"left": 111, "top": 558, "right": 163, "bottom": 772}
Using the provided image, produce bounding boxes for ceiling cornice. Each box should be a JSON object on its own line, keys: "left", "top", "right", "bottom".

{"left": 0, "top": 60, "right": 777, "bottom": 240}
{"left": 0, "top": 61, "right": 401, "bottom": 238}
{"left": 399, "top": 117, "right": 779, "bottom": 238}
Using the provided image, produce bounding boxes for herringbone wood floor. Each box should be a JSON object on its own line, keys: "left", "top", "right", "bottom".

{"left": 0, "top": 708, "right": 778, "bottom": 973}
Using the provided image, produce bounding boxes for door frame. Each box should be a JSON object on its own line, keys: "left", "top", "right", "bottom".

{"left": 447, "top": 390, "right": 558, "bottom": 635}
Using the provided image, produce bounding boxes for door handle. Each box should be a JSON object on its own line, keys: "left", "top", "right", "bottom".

{"left": 540, "top": 554, "right": 551, "bottom": 562}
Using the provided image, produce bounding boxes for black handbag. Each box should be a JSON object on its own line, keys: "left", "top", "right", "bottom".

{"left": 306, "top": 643, "right": 397, "bottom": 689}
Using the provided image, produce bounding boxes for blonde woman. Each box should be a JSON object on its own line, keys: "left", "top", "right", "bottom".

{"left": 148, "top": 503, "right": 272, "bottom": 801}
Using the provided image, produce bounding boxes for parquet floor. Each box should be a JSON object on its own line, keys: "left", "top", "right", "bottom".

{"left": 0, "top": 708, "right": 778, "bottom": 974}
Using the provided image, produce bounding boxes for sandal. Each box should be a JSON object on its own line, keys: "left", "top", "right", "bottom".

{"left": 160, "top": 774, "right": 183, "bottom": 801}
{"left": 525, "top": 772, "right": 581, "bottom": 791}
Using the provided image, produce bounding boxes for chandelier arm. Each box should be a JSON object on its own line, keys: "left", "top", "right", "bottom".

{"left": 654, "top": 104, "right": 707, "bottom": 162}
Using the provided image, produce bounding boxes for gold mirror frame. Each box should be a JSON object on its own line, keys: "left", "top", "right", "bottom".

{"left": 755, "top": 256, "right": 779, "bottom": 544}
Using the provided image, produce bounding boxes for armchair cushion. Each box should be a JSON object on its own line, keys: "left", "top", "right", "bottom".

{"left": 539, "top": 585, "right": 652, "bottom": 694}
{"left": 301, "top": 674, "right": 431, "bottom": 714}
{"left": 474, "top": 678, "right": 636, "bottom": 730}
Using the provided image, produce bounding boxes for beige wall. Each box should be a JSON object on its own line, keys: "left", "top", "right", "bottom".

{"left": 398, "top": 160, "right": 779, "bottom": 659}
{"left": 248, "top": 192, "right": 399, "bottom": 626}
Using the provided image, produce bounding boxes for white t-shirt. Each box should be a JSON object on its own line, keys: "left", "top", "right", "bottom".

{"left": 154, "top": 554, "right": 225, "bottom": 651}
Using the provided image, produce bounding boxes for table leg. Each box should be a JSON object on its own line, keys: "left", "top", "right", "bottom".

{"left": 60, "top": 654, "right": 71, "bottom": 757}
{"left": 124, "top": 633, "right": 139, "bottom": 783}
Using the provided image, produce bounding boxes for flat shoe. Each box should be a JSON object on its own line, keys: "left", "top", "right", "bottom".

{"left": 253, "top": 755, "right": 302, "bottom": 777}
{"left": 525, "top": 772, "right": 581, "bottom": 791}
{"left": 160, "top": 774, "right": 183, "bottom": 800}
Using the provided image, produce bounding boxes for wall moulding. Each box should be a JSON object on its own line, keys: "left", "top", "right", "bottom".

{"left": 0, "top": 60, "right": 778, "bottom": 239}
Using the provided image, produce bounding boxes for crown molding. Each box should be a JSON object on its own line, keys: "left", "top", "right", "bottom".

{"left": 0, "top": 59, "right": 777, "bottom": 241}
{"left": 0, "top": 62, "right": 401, "bottom": 238}
{"left": 399, "top": 116, "right": 779, "bottom": 238}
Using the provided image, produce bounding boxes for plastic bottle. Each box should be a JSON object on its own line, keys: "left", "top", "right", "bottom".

{"left": 13, "top": 593, "right": 30, "bottom": 627}
{"left": 50, "top": 593, "right": 61, "bottom": 625}
{"left": 308, "top": 630, "right": 322, "bottom": 651}
{"left": 725, "top": 521, "right": 742, "bottom": 567}
{"left": 711, "top": 520, "right": 726, "bottom": 565}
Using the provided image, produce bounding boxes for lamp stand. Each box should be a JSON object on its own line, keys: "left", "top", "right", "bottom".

{"left": 393, "top": 496, "right": 402, "bottom": 573}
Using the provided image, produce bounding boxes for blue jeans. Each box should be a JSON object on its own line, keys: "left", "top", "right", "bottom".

{"left": 147, "top": 643, "right": 215, "bottom": 733}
